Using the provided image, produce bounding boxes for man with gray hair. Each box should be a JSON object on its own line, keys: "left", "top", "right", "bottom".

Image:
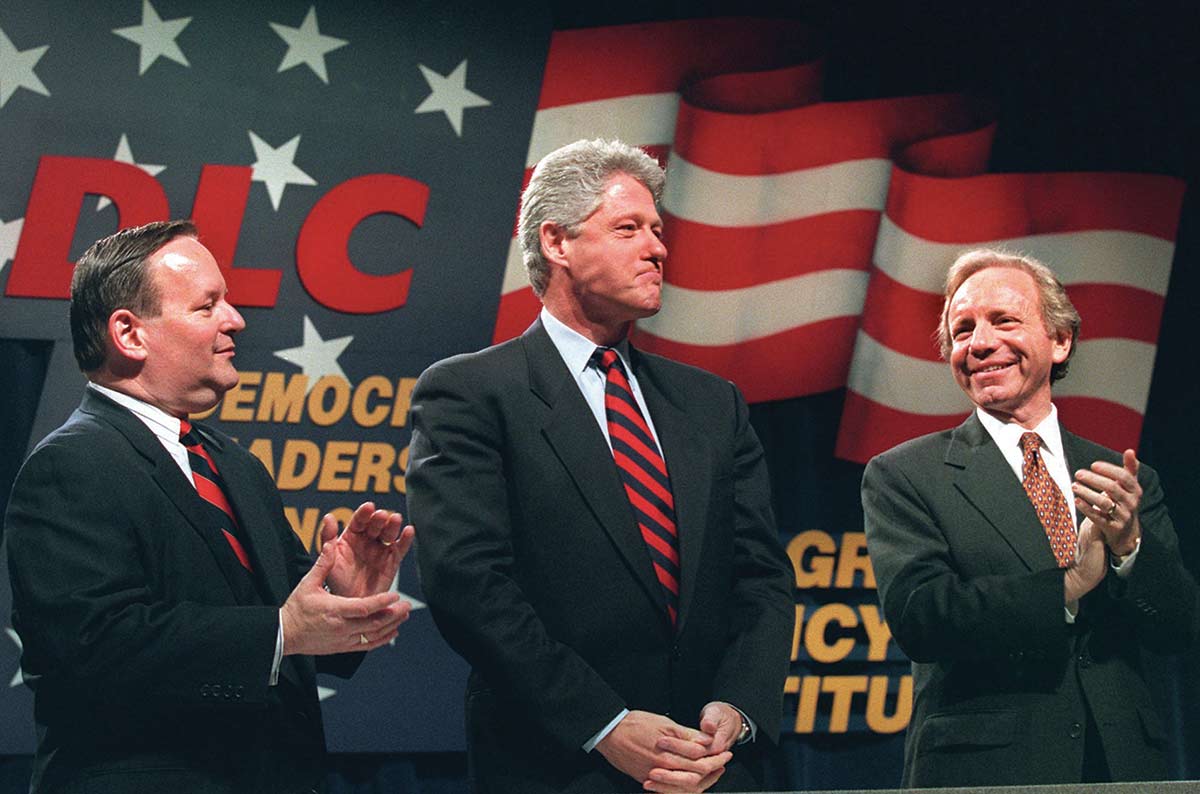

{"left": 408, "top": 139, "right": 794, "bottom": 792}
{"left": 862, "top": 249, "right": 1198, "bottom": 786}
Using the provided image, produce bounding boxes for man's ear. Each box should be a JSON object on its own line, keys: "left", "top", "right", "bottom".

{"left": 108, "top": 309, "right": 149, "bottom": 363}
{"left": 539, "top": 221, "right": 570, "bottom": 269}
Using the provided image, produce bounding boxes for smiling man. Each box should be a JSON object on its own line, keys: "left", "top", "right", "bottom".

{"left": 4, "top": 220, "right": 416, "bottom": 793}
{"left": 407, "top": 139, "right": 794, "bottom": 793}
{"left": 862, "top": 249, "right": 1198, "bottom": 787}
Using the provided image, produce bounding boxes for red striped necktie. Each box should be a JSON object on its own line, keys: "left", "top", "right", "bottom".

{"left": 592, "top": 347, "right": 680, "bottom": 625}
{"left": 179, "top": 420, "right": 253, "bottom": 572}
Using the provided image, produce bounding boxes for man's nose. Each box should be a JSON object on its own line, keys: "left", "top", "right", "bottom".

{"left": 969, "top": 323, "right": 996, "bottom": 354}
{"left": 645, "top": 231, "right": 667, "bottom": 265}
{"left": 223, "top": 303, "right": 247, "bottom": 333}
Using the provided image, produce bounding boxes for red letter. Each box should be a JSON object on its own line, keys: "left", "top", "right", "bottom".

{"left": 191, "top": 165, "right": 282, "bottom": 307}
{"left": 296, "top": 174, "right": 429, "bottom": 314}
{"left": 6, "top": 156, "right": 168, "bottom": 298}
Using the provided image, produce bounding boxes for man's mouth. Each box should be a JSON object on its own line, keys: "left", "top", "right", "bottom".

{"left": 971, "top": 362, "right": 1013, "bottom": 376}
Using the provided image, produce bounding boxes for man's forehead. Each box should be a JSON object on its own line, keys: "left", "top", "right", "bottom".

{"left": 950, "top": 265, "right": 1038, "bottom": 310}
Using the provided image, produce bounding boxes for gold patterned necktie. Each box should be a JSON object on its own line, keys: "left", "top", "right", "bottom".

{"left": 1019, "top": 432, "right": 1077, "bottom": 568}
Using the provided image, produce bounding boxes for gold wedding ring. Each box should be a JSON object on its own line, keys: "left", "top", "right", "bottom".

{"left": 359, "top": 633, "right": 369, "bottom": 645}
{"left": 379, "top": 538, "right": 395, "bottom": 546}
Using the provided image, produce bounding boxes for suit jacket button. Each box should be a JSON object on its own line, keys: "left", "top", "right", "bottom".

{"left": 1069, "top": 722, "right": 1082, "bottom": 739}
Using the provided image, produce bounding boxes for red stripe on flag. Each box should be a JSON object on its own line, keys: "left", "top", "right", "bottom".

{"left": 633, "top": 317, "right": 858, "bottom": 403}
{"left": 661, "top": 212, "right": 877, "bottom": 291}
{"left": 858, "top": 270, "right": 946, "bottom": 362}
{"left": 674, "top": 92, "right": 985, "bottom": 174}
{"left": 538, "top": 19, "right": 812, "bottom": 109}
{"left": 834, "top": 391, "right": 966, "bottom": 464}
{"left": 1056, "top": 397, "right": 1146, "bottom": 455}
{"left": 886, "top": 170, "right": 1186, "bottom": 242}
{"left": 1068, "top": 285, "right": 1164, "bottom": 344}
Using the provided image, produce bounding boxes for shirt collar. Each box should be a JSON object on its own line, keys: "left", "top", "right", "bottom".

{"left": 976, "top": 403, "right": 1066, "bottom": 460}
{"left": 88, "top": 382, "right": 186, "bottom": 444}
{"left": 540, "top": 307, "right": 633, "bottom": 375}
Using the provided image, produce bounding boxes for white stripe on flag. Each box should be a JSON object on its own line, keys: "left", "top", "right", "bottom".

{"left": 635, "top": 270, "right": 869, "bottom": 345}
{"left": 663, "top": 153, "right": 892, "bottom": 227}
{"left": 501, "top": 237, "right": 527, "bottom": 295}
{"left": 526, "top": 93, "right": 681, "bottom": 166}
{"left": 873, "top": 216, "right": 1175, "bottom": 295}
{"left": 846, "top": 331, "right": 1156, "bottom": 415}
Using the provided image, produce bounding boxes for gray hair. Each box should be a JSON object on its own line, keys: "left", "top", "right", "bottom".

{"left": 937, "top": 248, "right": 1081, "bottom": 382}
{"left": 518, "top": 138, "right": 665, "bottom": 296}
{"left": 70, "top": 220, "right": 197, "bottom": 372}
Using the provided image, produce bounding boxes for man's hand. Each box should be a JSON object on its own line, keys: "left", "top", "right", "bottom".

{"left": 322, "top": 502, "right": 415, "bottom": 598}
{"left": 697, "top": 701, "right": 743, "bottom": 755}
{"left": 596, "top": 710, "right": 730, "bottom": 792}
{"left": 280, "top": 535, "right": 411, "bottom": 656}
{"left": 1064, "top": 518, "right": 1106, "bottom": 604}
{"left": 1072, "top": 449, "right": 1142, "bottom": 556}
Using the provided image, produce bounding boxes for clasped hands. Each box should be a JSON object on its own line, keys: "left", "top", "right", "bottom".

{"left": 1064, "top": 449, "right": 1142, "bottom": 603}
{"left": 280, "top": 502, "right": 416, "bottom": 656}
{"left": 597, "top": 702, "right": 744, "bottom": 793}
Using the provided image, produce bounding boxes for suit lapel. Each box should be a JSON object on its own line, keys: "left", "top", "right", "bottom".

{"left": 522, "top": 321, "right": 669, "bottom": 620}
{"left": 630, "top": 350, "right": 710, "bottom": 631}
{"left": 80, "top": 390, "right": 254, "bottom": 600}
{"left": 946, "top": 413, "right": 1058, "bottom": 571}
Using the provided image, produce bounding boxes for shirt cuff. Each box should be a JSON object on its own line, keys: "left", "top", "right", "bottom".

{"left": 583, "top": 709, "right": 629, "bottom": 752}
{"left": 1110, "top": 534, "right": 1142, "bottom": 577}
{"left": 270, "top": 611, "right": 284, "bottom": 686}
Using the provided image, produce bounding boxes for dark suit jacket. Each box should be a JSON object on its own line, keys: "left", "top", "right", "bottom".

{"left": 407, "top": 319, "right": 794, "bottom": 793}
{"left": 3, "top": 389, "right": 359, "bottom": 794}
{"left": 862, "top": 412, "right": 1199, "bottom": 787}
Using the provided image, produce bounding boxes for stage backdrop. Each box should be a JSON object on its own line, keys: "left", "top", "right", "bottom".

{"left": 1, "top": 1, "right": 1197, "bottom": 790}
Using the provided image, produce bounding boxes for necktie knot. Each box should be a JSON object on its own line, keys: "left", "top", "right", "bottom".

{"left": 179, "top": 418, "right": 198, "bottom": 446}
{"left": 1020, "top": 431, "right": 1042, "bottom": 458}
{"left": 592, "top": 346, "right": 621, "bottom": 374}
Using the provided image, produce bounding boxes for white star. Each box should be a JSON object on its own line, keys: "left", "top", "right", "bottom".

{"left": 0, "top": 216, "right": 22, "bottom": 275}
{"left": 112, "top": 0, "right": 191, "bottom": 76}
{"left": 5, "top": 628, "right": 22, "bottom": 688}
{"left": 414, "top": 59, "right": 491, "bottom": 137}
{"left": 317, "top": 685, "right": 336, "bottom": 701}
{"left": 248, "top": 131, "right": 316, "bottom": 210}
{"left": 269, "top": 6, "right": 347, "bottom": 84}
{"left": 0, "top": 25, "right": 49, "bottom": 108}
{"left": 97, "top": 134, "right": 166, "bottom": 211}
{"left": 273, "top": 316, "right": 352, "bottom": 386}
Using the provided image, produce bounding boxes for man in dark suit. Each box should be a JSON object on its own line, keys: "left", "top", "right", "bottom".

{"left": 4, "top": 220, "right": 416, "bottom": 794}
{"left": 862, "top": 248, "right": 1199, "bottom": 787}
{"left": 407, "top": 139, "right": 794, "bottom": 793}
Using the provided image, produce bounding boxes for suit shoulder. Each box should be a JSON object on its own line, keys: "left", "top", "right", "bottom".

{"left": 635, "top": 349, "right": 735, "bottom": 393}
{"left": 868, "top": 426, "right": 957, "bottom": 470}
{"left": 417, "top": 336, "right": 523, "bottom": 382}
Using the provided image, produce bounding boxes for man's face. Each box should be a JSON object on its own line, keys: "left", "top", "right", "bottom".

{"left": 137, "top": 236, "right": 245, "bottom": 417}
{"left": 946, "top": 266, "right": 1071, "bottom": 426}
{"left": 559, "top": 172, "right": 667, "bottom": 326}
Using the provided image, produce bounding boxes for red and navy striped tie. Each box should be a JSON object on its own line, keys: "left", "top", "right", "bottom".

{"left": 180, "top": 420, "right": 253, "bottom": 572}
{"left": 592, "top": 347, "right": 680, "bottom": 625}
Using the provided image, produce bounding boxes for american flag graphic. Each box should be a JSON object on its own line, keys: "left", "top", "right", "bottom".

{"left": 493, "top": 19, "right": 1185, "bottom": 465}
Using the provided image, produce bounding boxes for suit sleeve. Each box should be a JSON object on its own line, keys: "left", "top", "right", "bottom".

{"left": 408, "top": 362, "right": 627, "bottom": 751}
{"left": 708, "top": 381, "right": 795, "bottom": 745}
{"left": 4, "top": 439, "right": 280, "bottom": 711}
{"left": 861, "top": 451, "right": 1069, "bottom": 663}
{"left": 1104, "top": 462, "right": 1199, "bottom": 654}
